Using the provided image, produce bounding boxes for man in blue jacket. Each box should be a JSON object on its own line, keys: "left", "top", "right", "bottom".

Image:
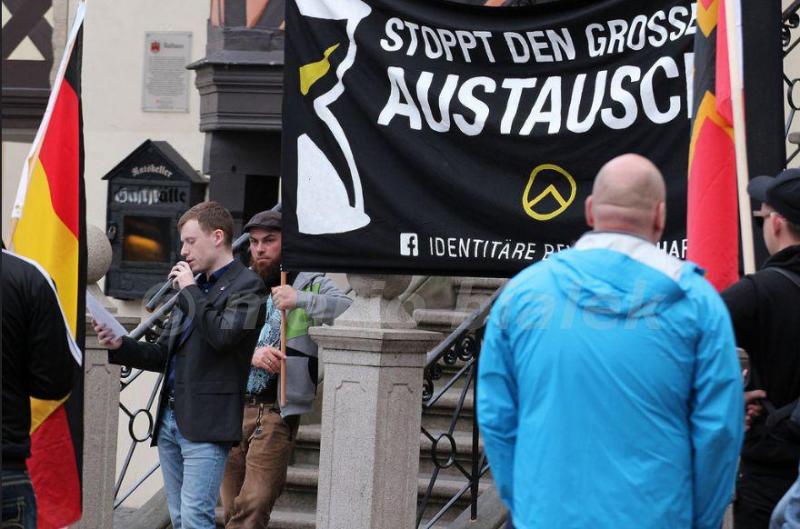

{"left": 478, "top": 153, "right": 744, "bottom": 529}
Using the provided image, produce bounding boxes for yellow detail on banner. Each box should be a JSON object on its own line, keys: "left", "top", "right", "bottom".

{"left": 30, "top": 396, "right": 68, "bottom": 433}
{"left": 300, "top": 43, "right": 340, "bottom": 95}
{"left": 12, "top": 159, "right": 80, "bottom": 336}
{"left": 523, "top": 164, "right": 577, "bottom": 221}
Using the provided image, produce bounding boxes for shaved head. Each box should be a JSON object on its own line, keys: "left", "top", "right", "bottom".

{"left": 585, "top": 154, "right": 667, "bottom": 243}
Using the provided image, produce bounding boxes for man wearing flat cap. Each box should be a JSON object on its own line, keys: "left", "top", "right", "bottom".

{"left": 724, "top": 169, "right": 800, "bottom": 529}
{"left": 220, "top": 208, "right": 352, "bottom": 529}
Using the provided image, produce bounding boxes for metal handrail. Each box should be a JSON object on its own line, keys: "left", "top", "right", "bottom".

{"left": 417, "top": 287, "right": 502, "bottom": 528}
{"left": 785, "top": 1, "right": 800, "bottom": 22}
{"left": 115, "top": 462, "right": 160, "bottom": 508}
{"left": 113, "top": 370, "right": 164, "bottom": 510}
{"left": 425, "top": 288, "right": 501, "bottom": 368}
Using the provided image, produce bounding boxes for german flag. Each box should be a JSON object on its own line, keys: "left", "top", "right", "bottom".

{"left": 10, "top": 3, "right": 86, "bottom": 527}
{"left": 687, "top": 0, "right": 739, "bottom": 291}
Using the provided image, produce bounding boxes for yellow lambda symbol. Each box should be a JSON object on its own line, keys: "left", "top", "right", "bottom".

{"left": 523, "top": 164, "right": 577, "bottom": 221}
{"left": 300, "top": 43, "right": 340, "bottom": 96}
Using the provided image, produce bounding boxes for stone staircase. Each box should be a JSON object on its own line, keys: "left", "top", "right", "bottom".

{"left": 237, "top": 377, "right": 484, "bottom": 528}
{"left": 213, "top": 277, "right": 505, "bottom": 529}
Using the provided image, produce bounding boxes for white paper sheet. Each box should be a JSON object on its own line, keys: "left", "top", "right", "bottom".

{"left": 86, "top": 291, "right": 129, "bottom": 339}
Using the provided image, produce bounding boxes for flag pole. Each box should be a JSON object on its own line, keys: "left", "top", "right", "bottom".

{"left": 6, "top": 218, "right": 19, "bottom": 250}
{"left": 2, "top": 141, "right": 14, "bottom": 249}
{"left": 725, "top": 0, "right": 756, "bottom": 275}
{"left": 280, "top": 271, "right": 287, "bottom": 407}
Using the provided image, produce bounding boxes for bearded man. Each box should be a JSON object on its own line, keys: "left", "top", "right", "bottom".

{"left": 219, "top": 208, "right": 352, "bottom": 529}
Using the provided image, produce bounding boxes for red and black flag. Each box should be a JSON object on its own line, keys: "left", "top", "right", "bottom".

{"left": 11, "top": 3, "right": 86, "bottom": 527}
{"left": 687, "top": 0, "right": 739, "bottom": 291}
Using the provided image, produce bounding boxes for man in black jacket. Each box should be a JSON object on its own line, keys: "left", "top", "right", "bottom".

{"left": 724, "top": 169, "right": 800, "bottom": 529}
{"left": 2, "top": 248, "right": 76, "bottom": 529}
{"left": 95, "top": 202, "right": 266, "bottom": 529}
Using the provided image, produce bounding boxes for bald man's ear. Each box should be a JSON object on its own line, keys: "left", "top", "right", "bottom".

{"left": 585, "top": 195, "right": 595, "bottom": 228}
{"left": 654, "top": 201, "right": 666, "bottom": 238}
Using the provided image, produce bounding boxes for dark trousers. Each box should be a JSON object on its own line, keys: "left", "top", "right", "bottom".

{"left": 735, "top": 470, "right": 796, "bottom": 529}
{"left": 1, "top": 470, "right": 36, "bottom": 529}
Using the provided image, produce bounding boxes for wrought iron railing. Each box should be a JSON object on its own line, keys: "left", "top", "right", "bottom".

{"left": 417, "top": 289, "right": 501, "bottom": 528}
{"left": 114, "top": 369, "right": 163, "bottom": 508}
{"left": 113, "top": 319, "right": 166, "bottom": 510}
{"left": 784, "top": 0, "right": 800, "bottom": 164}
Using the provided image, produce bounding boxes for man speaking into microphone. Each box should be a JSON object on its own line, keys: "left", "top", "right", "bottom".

{"left": 95, "top": 201, "right": 266, "bottom": 529}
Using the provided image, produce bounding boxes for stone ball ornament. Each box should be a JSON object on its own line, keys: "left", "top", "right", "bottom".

{"left": 87, "top": 224, "right": 113, "bottom": 283}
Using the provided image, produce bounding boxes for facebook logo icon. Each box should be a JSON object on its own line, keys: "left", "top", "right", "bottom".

{"left": 400, "top": 233, "right": 419, "bottom": 256}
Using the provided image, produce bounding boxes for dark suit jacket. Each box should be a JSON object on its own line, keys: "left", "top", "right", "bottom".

{"left": 110, "top": 260, "right": 266, "bottom": 445}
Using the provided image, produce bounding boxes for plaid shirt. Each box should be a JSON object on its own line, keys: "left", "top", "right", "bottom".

{"left": 245, "top": 296, "right": 280, "bottom": 394}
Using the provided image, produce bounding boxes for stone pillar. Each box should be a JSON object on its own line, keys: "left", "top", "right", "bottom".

{"left": 312, "top": 275, "right": 442, "bottom": 529}
{"left": 73, "top": 226, "right": 139, "bottom": 529}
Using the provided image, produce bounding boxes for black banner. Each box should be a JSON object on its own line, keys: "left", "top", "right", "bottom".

{"left": 283, "top": 0, "right": 697, "bottom": 276}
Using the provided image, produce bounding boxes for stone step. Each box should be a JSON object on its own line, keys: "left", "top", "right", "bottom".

{"left": 422, "top": 390, "right": 475, "bottom": 432}
{"left": 291, "top": 425, "right": 483, "bottom": 475}
{"left": 240, "top": 506, "right": 454, "bottom": 529}
{"left": 419, "top": 473, "right": 493, "bottom": 524}
{"left": 425, "top": 385, "right": 475, "bottom": 410}
{"left": 291, "top": 425, "right": 322, "bottom": 467}
{"left": 271, "top": 464, "right": 491, "bottom": 524}
{"left": 423, "top": 360, "right": 477, "bottom": 404}
{"left": 274, "top": 466, "right": 319, "bottom": 513}
{"left": 292, "top": 425, "right": 485, "bottom": 480}
{"left": 419, "top": 439, "right": 487, "bottom": 484}
{"left": 268, "top": 510, "right": 317, "bottom": 529}
{"left": 215, "top": 510, "right": 450, "bottom": 529}
{"left": 293, "top": 421, "right": 482, "bottom": 452}
{"left": 214, "top": 506, "right": 316, "bottom": 529}
{"left": 414, "top": 308, "right": 472, "bottom": 333}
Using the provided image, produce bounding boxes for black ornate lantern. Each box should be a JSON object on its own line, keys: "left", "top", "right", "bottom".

{"left": 103, "top": 140, "right": 207, "bottom": 299}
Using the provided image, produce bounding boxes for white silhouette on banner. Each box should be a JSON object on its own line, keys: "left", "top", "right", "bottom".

{"left": 296, "top": 0, "right": 372, "bottom": 235}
